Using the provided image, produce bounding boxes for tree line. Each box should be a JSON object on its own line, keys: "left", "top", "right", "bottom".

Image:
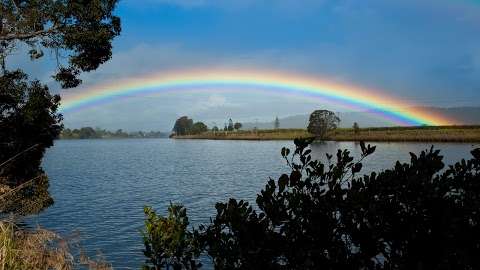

{"left": 173, "top": 116, "right": 244, "bottom": 135}
{"left": 61, "top": 127, "right": 168, "bottom": 139}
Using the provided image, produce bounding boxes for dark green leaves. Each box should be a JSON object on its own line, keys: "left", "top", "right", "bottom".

{"left": 144, "top": 140, "right": 480, "bottom": 270}
{"left": 472, "top": 148, "right": 480, "bottom": 160}
{"left": 1, "top": 0, "right": 121, "bottom": 88}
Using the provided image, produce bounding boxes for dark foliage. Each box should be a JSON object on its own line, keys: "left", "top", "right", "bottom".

{"left": 353, "top": 122, "right": 360, "bottom": 135}
{"left": 173, "top": 116, "right": 208, "bottom": 135}
{"left": 307, "top": 110, "right": 340, "bottom": 139}
{"left": 0, "top": 70, "right": 62, "bottom": 184}
{"left": 191, "top": 122, "right": 208, "bottom": 135}
{"left": 144, "top": 139, "right": 480, "bottom": 270}
{"left": 274, "top": 116, "right": 280, "bottom": 129}
{"left": 233, "top": 122, "right": 242, "bottom": 131}
{"left": 1, "top": 0, "right": 121, "bottom": 88}
{"left": 228, "top": 119, "right": 234, "bottom": 132}
{"left": 173, "top": 116, "right": 194, "bottom": 136}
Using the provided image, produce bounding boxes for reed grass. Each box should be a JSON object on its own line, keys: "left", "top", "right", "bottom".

{"left": 0, "top": 221, "right": 113, "bottom": 270}
{"left": 0, "top": 221, "right": 73, "bottom": 270}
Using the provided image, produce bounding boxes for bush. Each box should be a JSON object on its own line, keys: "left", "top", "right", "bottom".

{"left": 142, "top": 205, "right": 202, "bottom": 270}
{"left": 143, "top": 139, "right": 480, "bottom": 270}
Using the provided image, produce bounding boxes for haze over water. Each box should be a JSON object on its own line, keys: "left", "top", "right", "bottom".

{"left": 27, "top": 139, "right": 478, "bottom": 269}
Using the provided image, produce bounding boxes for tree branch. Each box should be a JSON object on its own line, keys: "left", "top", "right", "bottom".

{"left": 0, "top": 27, "right": 58, "bottom": 41}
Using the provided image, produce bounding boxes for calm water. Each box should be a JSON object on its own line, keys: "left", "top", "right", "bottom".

{"left": 28, "top": 139, "right": 478, "bottom": 269}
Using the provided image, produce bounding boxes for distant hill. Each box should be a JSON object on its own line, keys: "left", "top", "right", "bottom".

{"left": 241, "top": 107, "right": 480, "bottom": 129}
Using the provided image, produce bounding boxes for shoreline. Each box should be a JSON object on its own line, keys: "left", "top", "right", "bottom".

{"left": 171, "top": 126, "right": 480, "bottom": 143}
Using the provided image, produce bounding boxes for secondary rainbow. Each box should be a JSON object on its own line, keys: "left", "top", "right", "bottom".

{"left": 59, "top": 70, "right": 454, "bottom": 126}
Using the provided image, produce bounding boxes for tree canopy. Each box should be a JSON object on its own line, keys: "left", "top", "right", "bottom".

{"left": 173, "top": 116, "right": 208, "bottom": 135}
{"left": 307, "top": 110, "right": 340, "bottom": 139}
{"left": 173, "top": 116, "right": 194, "bottom": 135}
{"left": 0, "top": 0, "right": 121, "bottom": 88}
{"left": 233, "top": 122, "right": 242, "bottom": 131}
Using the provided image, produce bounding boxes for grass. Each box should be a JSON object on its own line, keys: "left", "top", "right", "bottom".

{"left": 0, "top": 221, "right": 114, "bottom": 270}
{"left": 331, "top": 125, "right": 480, "bottom": 142}
{"left": 0, "top": 221, "right": 73, "bottom": 270}
{"left": 172, "top": 129, "right": 311, "bottom": 140}
{"left": 172, "top": 125, "right": 480, "bottom": 142}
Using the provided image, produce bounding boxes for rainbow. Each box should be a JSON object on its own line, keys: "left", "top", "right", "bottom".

{"left": 59, "top": 69, "right": 454, "bottom": 126}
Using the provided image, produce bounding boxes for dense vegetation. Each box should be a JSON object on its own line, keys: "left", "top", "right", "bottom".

{"left": 173, "top": 116, "right": 208, "bottom": 136}
{"left": 143, "top": 139, "right": 480, "bottom": 270}
{"left": 1, "top": 0, "right": 121, "bottom": 88}
{"left": 0, "top": 71, "right": 62, "bottom": 184}
{"left": 0, "top": 0, "right": 121, "bottom": 213}
{"left": 61, "top": 127, "right": 168, "bottom": 139}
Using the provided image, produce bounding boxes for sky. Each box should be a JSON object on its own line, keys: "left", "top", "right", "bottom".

{"left": 8, "top": 0, "right": 480, "bottom": 131}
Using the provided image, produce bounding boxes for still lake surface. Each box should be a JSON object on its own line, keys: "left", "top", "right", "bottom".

{"left": 29, "top": 139, "right": 478, "bottom": 269}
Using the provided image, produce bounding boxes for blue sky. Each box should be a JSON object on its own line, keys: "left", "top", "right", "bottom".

{"left": 9, "top": 0, "right": 480, "bottom": 130}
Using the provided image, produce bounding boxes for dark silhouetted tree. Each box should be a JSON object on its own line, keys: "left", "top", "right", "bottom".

{"left": 307, "top": 110, "right": 340, "bottom": 139}
{"left": 353, "top": 122, "right": 360, "bottom": 135}
{"left": 0, "top": 71, "right": 62, "bottom": 184}
{"left": 191, "top": 122, "right": 208, "bottom": 135}
{"left": 274, "top": 116, "right": 280, "bottom": 129}
{"left": 233, "top": 122, "right": 242, "bottom": 131}
{"left": 227, "top": 119, "right": 234, "bottom": 132}
{"left": 173, "top": 116, "right": 194, "bottom": 135}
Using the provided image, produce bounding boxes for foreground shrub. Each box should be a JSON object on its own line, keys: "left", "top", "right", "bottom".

{"left": 143, "top": 139, "right": 480, "bottom": 270}
{"left": 142, "top": 205, "right": 202, "bottom": 270}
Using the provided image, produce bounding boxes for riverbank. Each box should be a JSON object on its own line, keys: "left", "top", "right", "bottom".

{"left": 172, "top": 126, "right": 480, "bottom": 142}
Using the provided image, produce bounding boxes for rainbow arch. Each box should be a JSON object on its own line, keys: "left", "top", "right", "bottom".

{"left": 59, "top": 70, "right": 454, "bottom": 126}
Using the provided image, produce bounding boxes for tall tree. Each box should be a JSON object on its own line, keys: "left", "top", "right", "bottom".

{"left": 353, "top": 122, "right": 360, "bottom": 135}
{"left": 173, "top": 116, "right": 194, "bottom": 136}
{"left": 274, "top": 116, "right": 280, "bottom": 129}
{"left": 307, "top": 110, "right": 340, "bottom": 139}
{"left": 227, "top": 118, "right": 234, "bottom": 132}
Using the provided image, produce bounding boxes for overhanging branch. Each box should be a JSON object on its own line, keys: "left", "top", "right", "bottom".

{"left": 0, "top": 27, "right": 58, "bottom": 41}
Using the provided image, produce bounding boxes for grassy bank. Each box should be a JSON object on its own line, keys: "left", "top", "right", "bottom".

{"left": 172, "top": 129, "right": 312, "bottom": 140}
{"left": 172, "top": 125, "right": 480, "bottom": 142}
